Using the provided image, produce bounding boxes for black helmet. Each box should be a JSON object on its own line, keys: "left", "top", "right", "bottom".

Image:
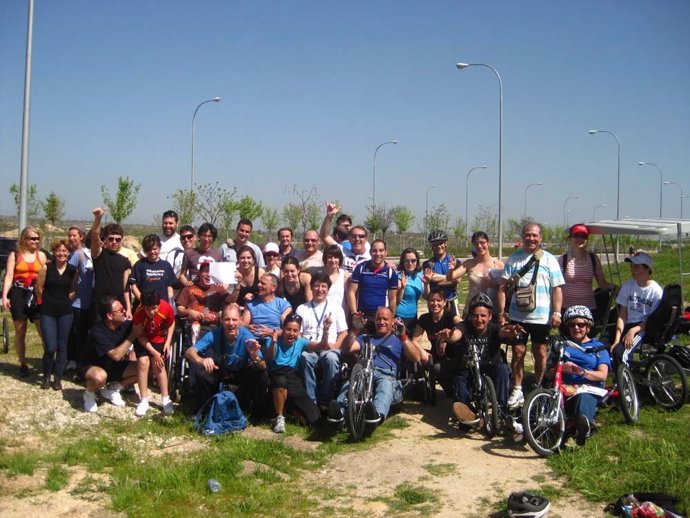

{"left": 507, "top": 492, "right": 550, "bottom": 518}
{"left": 468, "top": 293, "right": 493, "bottom": 313}
{"left": 669, "top": 345, "right": 690, "bottom": 369}
{"left": 427, "top": 229, "right": 448, "bottom": 244}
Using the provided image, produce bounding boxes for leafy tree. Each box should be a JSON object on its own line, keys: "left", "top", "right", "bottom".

{"left": 10, "top": 183, "right": 42, "bottom": 219}
{"left": 283, "top": 185, "right": 320, "bottom": 233}
{"left": 235, "top": 195, "right": 264, "bottom": 223}
{"left": 43, "top": 192, "right": 65, "bottom": 227}
{"left": 452, "top": 216, "right": 465, "bottom": 249}
{"left": 262, "top": 207, "right": 280, "bottom": 237}
{"left": 423, "top": 204, "right": 451, "bottom": 235}
{"left": 101, "top": 176, "right": 141, "bottom": 224}
{"left": 365, "top": 204, "right": 394, "bottom": 241}
{"left": 472, "top": 205, "right": 497, "bottom": 239}
{"left": 171, "top": 189, "right": 198, "bottom": 226}
{"left": 194, "top": 182, "right": 237, "bottom": 229}
{"left": 391, "top": 206, "right": 415, "bottom": 234}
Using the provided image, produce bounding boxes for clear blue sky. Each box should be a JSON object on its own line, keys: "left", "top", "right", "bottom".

{"left": 1, "top": 1, "right": 689, "bottom": 230}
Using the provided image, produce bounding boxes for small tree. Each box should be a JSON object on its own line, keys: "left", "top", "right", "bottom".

{"left": 365, "top": 204, "right": 394, "bottom": 241}
{"left": 171, "top": 189, "right": 198, "bottom": 226}
{"left": 43, "top": 192, "right": 65, "bottom": 227}
{"left": 391, "top": 205, "right": 415, "bottom": 250}
{"left": 452, "top": 216, "right": 465, "bottom": 250}
{"left": 194, "top": 182, "right": 237, "bottom": 229}
{"left": 235, "top": 195, "right": 264, "bottom": 222}
{"left": 10, "top": 183, "right": 42, "bottom": 220}
{"left": 424, "top": 204, "right": 451, "bottom": 234}
{"left": 472, "top": 205, "right": 498, "bottom": 239}
{"left": 101, "top": 176, "right": 141, "bottom": 224}
{"left": 283, "top": 185, "right": 320, "bottom": 234}
{"left": 262, "top": 207, "right": 280, "bottom": 238}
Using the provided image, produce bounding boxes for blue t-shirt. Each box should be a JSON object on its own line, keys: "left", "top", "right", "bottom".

{"left": 130, "top": 258, "right": 176, "bottom": 302}
{"left": 246, "top": 297, "right": 292, "bottom": 329}
{"left": 351, "top": 261, "right": 399, "bottom": 312}
{"left": 69, "top": 248, "right": 94, "bottom": 310}
{"left": 395, "top": 271, "right": 424, "bottom": 319}
{"left": 360, "top": 334, "right": 404, "bottom": 375}
{"left": 562, "top": 339, "right": 611, "bottom": 388}
{"left": 269, "top": 336, "right": 310, "bottom": 371}
{"left": 193, "top": 326, "right": 259, "bottom": 371}
{"left": 423, "top": 255, "right": 460, "bottom": 300}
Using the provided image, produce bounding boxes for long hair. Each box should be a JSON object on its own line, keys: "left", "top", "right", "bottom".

{"left": 18, "top": 227, "right": 41, "bottom": 254}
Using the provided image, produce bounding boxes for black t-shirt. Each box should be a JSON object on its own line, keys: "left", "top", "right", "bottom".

{"left": 417, "top": 311, "right": 461, "bottom": 358}
{"left": 457, "top": 321, "right": 503, "bottom": 367}
{"left": 41, "top": 263, "right": 77, "bottom": 316}
{"left": 93, "top": 249, "right": 130, "bottom": 304}
{"left": 81, "top": 320, "right": 132, "bottom": 372}
{"left": 130, "top": 258, "right": 175, "bottom": 301}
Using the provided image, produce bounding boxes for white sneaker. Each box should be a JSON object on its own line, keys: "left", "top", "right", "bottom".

{"left": 66, "top": 360, "right": 77, "bottom": 371}
{"left": 100, "top": 387, "right": 126, "bottom": 407}
{"left": 162, "top": 399, "right": 174, "bottom": 415}
{"left": 83, "top": 391, "right": 98, "bottom": 413}
{"left": 135, "top": 399, "right": 150, "bottom": 417}
{"left": 273, "top": 414, "right": 286, "bottom": 434}
{"left": 507, "top": 388, "right": 524, "bottom": 410}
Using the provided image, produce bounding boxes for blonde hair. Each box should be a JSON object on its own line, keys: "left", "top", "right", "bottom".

{"left": 51, "top": 238, "right": 70, "bottom": 253}
{"left": 18, "top": 227, "right": 41, "bottom": 253}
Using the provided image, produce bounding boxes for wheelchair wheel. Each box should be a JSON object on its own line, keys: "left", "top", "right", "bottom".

{"left": 616, "top": 364, "right": 639, "bottom": 423}
{"left": 2, "top": 316, "right": 9, "bottom": 354}
{"left": 347, "top": 363, "right": 369, "bottom": 442}
{"left": 167, "top": 335, "right": 184, "bottom": 402}
{"left": 478, "top": 375, "right": 500, "bottom": 437}
{"left": 522, "top": 388, "right": 564, "bottom": 458}
{"left": 423, "top": 364, "right": 436, "bottom": 406}
{"left": 646, "top": 354, "right": 688, "bottom": 410}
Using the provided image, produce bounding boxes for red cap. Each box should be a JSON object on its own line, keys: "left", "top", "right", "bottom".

{"left": 569, "top": 224, "right": 589, "bottom": 237}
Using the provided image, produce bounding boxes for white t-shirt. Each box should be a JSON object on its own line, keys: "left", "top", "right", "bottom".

{"left": 296, "top": 299, "right": 348, "bottom": 344}
{"left": 616, "top": 279, "right": 663, "bottom": 324}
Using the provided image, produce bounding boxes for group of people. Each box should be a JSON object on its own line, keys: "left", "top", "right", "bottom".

{"left": 1, "top": 203, "right": 663, "bottom": 442}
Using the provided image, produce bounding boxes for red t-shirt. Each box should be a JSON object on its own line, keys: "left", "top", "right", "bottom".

{"left": 133, "top": 299, "right": 175, "bottom": 344}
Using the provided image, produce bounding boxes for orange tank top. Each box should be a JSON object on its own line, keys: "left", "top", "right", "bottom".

{"left": 13, "top": 251, "right": 42, "bottom": 287}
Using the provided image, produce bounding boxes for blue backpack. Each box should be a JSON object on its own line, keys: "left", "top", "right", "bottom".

{"left": 194, "top": 387, "right": 247, "bottom": 436}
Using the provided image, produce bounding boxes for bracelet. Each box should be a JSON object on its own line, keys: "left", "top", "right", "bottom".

{"left": 553, "top": 312, "right": 562, "bottom": 317}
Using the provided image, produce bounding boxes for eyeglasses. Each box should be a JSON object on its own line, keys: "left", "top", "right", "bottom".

{"left": 180, "top": 234, "right": 194, "bottom": 240}
{"left": 303, "top": 238, "right": 318, "bottom": 243}
{"left": 110, "top": 307, "right": 126, "bottom": 314}
{"left": 404, "top": 259, "right": 417, "bottom": 264}
{"left": 26, "top": 236, "right": 40, "bottom": 241}
{"left": 107, "top": 236, "right": 122, "bottom": 243}
{"left": 568, "top": 321, "right": 589, "bottom": 329}
{"left": 350, "top": 233, "right": 366, "bottom": 239}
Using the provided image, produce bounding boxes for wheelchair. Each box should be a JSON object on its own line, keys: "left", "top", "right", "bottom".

{"left": 400, "top": 357, "right": 436, "bottom": 406}
{"left": 166, "top": 318, "right": 214, "bottom": 402}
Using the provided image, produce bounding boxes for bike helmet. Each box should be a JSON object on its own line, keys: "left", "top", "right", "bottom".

{"left": 563, "top": 305, "right": 593, "bottom": 325}
{"left": 507, "top": 492, "right": 550, "bottom": 518}
{"left": 468, "top": 292, "right": 493, "bottom": 313}
{"left": 427, "top": 229, "right": 448, "bottom": 244}
{"left": 669, "top": 345, "right": 690, "bottom": 369}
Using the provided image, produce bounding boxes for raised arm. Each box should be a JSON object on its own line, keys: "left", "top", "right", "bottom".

{"left": 90, "top": 207, "right": 106, "bottom": 260}
{"left": 319, "top": 202, "right": 340, "bottom": 247}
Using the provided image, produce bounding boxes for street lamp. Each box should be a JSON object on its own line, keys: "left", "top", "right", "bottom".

{"left": 593, "top": 204, "right": 607, "bottom": 220}
{"left": 523, "top": 182, "right": 542, "bottom": 220}
{"left": 465, "top": 165, "right": 487, "bottom": 241}
{"left": 372, "top": 140, "right": 398, "bottom": 213}
{"left": 191, "top": 97, "right": 221, "bottom": 190}
{"left": 425, "top": 184, "right": 437, "bottom": 236}
{"left": 563, "top": 195, "right": 580, "bottom": 228}
{"left": 588, "top": 129, "right": 621, "bottom": 221}
{"left": 664, "top": 181, "right": 685, "bottom": 219}
{"left": 457, "top": 62, "right": 504, "bottom": 259}
{"left": 637, "top": 162, "right": 663, "bottom": 219}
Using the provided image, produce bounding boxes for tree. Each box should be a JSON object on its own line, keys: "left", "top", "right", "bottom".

{"left": 364, "top": 204, "right": 395, "bottom": 241}
{"left": 10, "top": 183, "right": 42, "bottom": 220}
{"left": 171, "top": 189, "right": 198, "bottom": 226}
{"left": 235, "top": 195, "right": 264, "bottom": 223}
{"left": 472, "top": 205, "right": 498, "bottom": 239}
{"left": 43, "top": 192, "right": 65, "bottom": 227}
{"left": 101, "top": 176, "right": 141, "bottom": 224}
{"left": 391, "top": 206, "right": 415, "bottom": 234}
{"left": 423, "top": 204, "right": 451, "bottom": 234}
{"left": 194, "top": 182, "right": 237, "bottom": 229}
{"left": 452, "top": 216, "right": 465, "bottom": 249}
{"left": 283, "top": 185, "right": 321, "bottom": 233}
{"left": 282, "top": 203, "right": 302, "bottom": 233}
{"left": 262, "top": 207, "right": 280, "bottom": 237}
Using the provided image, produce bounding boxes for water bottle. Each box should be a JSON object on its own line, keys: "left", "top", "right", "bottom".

{"left": 208, "top": 479, "right": 221, "bottom": 493}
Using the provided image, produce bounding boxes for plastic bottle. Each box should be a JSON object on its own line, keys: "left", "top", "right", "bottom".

{"left": 208, "top": 479, "right": 221, "bottom": 493}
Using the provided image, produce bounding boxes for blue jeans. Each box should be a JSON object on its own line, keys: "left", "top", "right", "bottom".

{"left": 452, "top": 362, "right": 511, "bottom": 416}
{"left": 337, "top": 367, "right": 403, "bottom": 419}
{"left": 566, "top": 393, "right": 599, "bottom": 422}
{"left": 40, "top": 313, "right": 74, "bottom": 381}
{"left": 300, "top": 349, "right": 341, "bottom": 404}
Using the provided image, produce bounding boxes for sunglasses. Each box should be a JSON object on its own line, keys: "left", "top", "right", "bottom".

{"left": 26, "top": 236, "right": 40, "bottom": 241}
{"left": 303, "top": 238, "right": 318, "bottom": 243}
{"left": 350, "top": 233, "right": 366, "bottom": 239}
{"left": 180, "top": 234, "right": 194, "bottom": 240}
{"left": 107, "top": 236, "right": 122, "bottom": 243}
{"left": 568, "top": 321, "right": 589, "bottom": 329}
{"left": 404, "top": 259, "right": 417, "bottom": 264}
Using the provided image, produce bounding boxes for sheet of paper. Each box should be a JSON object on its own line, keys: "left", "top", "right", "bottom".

{"left": 210, "top": 261, "right": 236, "bottom": 285}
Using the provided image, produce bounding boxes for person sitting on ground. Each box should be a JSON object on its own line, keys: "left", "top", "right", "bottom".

{"left": 277, "top": 256, "right": 312, "bottom": 311}
{"left": 328, "top": 307, "right": 421, "bottom": 428}
{"left": 550, "top": 305, "right": 611, "bottom": 445}
{"left": 611, "top": 251, "right": 662, "bottom": 365}
{"left": 241, "top": 273, "right": 292, "bottom": 337}
{"left": 132, "top": 289, "right": 176, "bottom": 416}
{"left": 296, "top": 272, "right": 348, "bottom": 406}
{"left": 446, "top": 293, "right": 522, "bottom": 431}
{"left": 130, "top": 234, "right": 176, "bottom": 305}
{"left": 261, "top": 313, "right": 322, "bottom": 433}
{"left": 185, "top": 303, "right": 270, "bottom": 418}
{"left": 78, "top": 296, "right": 143, "bottom": 413}
{"left": 179, "top": 222, "right": 223, "bottom": 287}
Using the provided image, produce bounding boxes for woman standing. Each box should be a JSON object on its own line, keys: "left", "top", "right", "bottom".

{"left": 229, "top": 245, "right": 265, "bottom": 308}
{"left": 322, "top": 245, "right": 350, "bottom": 310}
{"left": 278, "top": 256, "right": 312, "bottom": 311}
{"left": 395, "top": 248, "right": 424, "bottom": 333}
{"left": 36, "top": 239, "right": 77, "bottom": 390}
{"left": 1, "top": 227, "right": 48, "bottom": 377}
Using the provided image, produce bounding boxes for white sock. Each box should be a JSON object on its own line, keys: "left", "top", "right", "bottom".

{"left": 513, "top": 386, "right": 522, "bottom": 391}
{"left": 140, "top": 397, "right": 149, "bottom": 403}
{"left": 161, "top": 396, "right": 171, "bottom": 404}
{"left": 85, "top": 390, "right": 96, "bottom": 397}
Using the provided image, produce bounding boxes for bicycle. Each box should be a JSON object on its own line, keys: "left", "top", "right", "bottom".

{"left": 346, "top": 334, "right": 376, "bottom": 442}
{"left": 522, "top": 336, "right": 639, "bottom": 457}
{"left": 461, "top": 337, "right": 501, "bottom": 437}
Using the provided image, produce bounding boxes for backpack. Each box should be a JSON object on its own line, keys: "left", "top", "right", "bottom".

{"left": 193, "top": 388, "right": 247, "bottom": 436}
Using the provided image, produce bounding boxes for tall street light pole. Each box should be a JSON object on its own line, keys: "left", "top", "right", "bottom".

{"left": 588, "top": 129, "right": 621, "bottom": 220}
{"left": 372, "top": 140, "right": 398, "bottom": 214}
{"left": 637, "top": 162, "right": 663, "bottom": 219}
{"left": 593, "top": 204, "right": 607, "bottom": 220}
{"left": 563, "top": 195, "right": 580, "bottom": 228}
{"left": 18, "top": 0, "right": 35, "bottom": 230}
{"left": 465, "top": 165, "right": 487, "bottom": 241}
{"left": 425, "top": 184, "right": 437, "bottom": 236}
{"left": 664, "top": 181, "right": 685, "bottom": 219}
{"left": 523, "top": 182, "right": 542, "bottom": 220}
{"left": 191, "top": 97, "right": 221, "bottom": 191}
{"left": 457, "top": 62, "right": 504, "bottom": 259}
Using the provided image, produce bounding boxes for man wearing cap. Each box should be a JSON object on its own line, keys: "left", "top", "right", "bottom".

{"left": 611, "top": 251, "right": 662, "bottom": 363}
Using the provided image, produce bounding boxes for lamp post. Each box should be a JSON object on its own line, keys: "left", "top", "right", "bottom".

{"left": 664, "top": 181, "right": 685, "bottom": 219}
{"left": 372, "top": 140, "right": 398, "bottom": 214}
{"left": 593, "top": 204, "right": 607, "bottom": 220}
{"left": 637, "top": 162, "right": 663, "bottom": 219}
{"left": 563, "top": 195, "right": 580, "bottom": 228}
{"left": 465, "top": 165, "right": 487, "bottom": 241}
{"left": 457, "top": 62, "right": 504, "bottom": 259}
{"left": 523, "top": 182, "right": 542, "bottom": 219}
{"left": 425, "top": 184, "right": 437, "bottom": 236}
{"left": 588, "top": 129, "right": 621, "bottom": 220}
{"left": 191, "top": 97, "right": 221, "bottom": 190}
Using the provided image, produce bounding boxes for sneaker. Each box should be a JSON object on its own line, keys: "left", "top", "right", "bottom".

{"left": 51, "top": 380, "right": 62, "bottom": 391}
{"left": 507, "top": 491, "right": 550, "bottom": 518}
{"left": 364, "top": 401, "right": 381, "bottom": 424}
{"left": 162, "top": 399, "right": 174, "bottom": 415}
{"left": 40, "top": 377, "right": 51, "bottom": 390}
{"left": 507, "top": 387, "right": 524, "bottom": 410}
{"left": 19, "top": 363, "right": 30, "bottom": 378}
{"left": 452, "top": 401, "right": 478, "bottom": 425}
{"left": 135, "top": 399, "right": 150, "bottom": 417}
{"left": 65, "top": 360, "right": 77, "bottom": 371}
{"left": 83, "top": 391, "right": 98, "bottom": 413}
{"left": 273, "top": 414, "right": 286, "bottom": 433}
{"left": 576, "top": 415, "right": 590, "bottom": 446}
{"left": 327, "top": 401, "right": 344, "bottom": 424}
{"left": 101, "top": 387, "right": 126, "bottom": 407}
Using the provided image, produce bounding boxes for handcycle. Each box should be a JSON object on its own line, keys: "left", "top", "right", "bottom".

{"left": 458, "top": 337, "right": 501, "bottom": 437}
{"left": 522, "top": 335, "right": 639, "bottom": 457}
{"left": 346, "top": 334, "right": 376, "bottom": 442}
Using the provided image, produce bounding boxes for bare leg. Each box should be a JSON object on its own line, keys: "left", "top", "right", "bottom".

{"left": 532, "top": 342, "right": 547, "bottom": 386}
{"left": 153, "top": 362, "right": 169, "bottom": 398}
{"left": 272, "top": 387, "right": 287, "bottom": 416}
{"left": 13, "top": 319, "right": 27, "bottom": 365}
{"left": 137, "top": 356, "right": 150, "bottom": 401}
{"left": 511, "top": 343, "right": 526, "bottom": 387}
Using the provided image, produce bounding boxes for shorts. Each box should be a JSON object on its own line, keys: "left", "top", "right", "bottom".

{"left": 134, "top": 341, "right": 165, "bottom": 359}
{"left": 9, "top": 286, "right": 40, "bottom": 321}
{"left": 510, "top": 320, "right": 550, "bottom": 345}
{"left": 78, "top": 360, "right": 135, "bottom": 382}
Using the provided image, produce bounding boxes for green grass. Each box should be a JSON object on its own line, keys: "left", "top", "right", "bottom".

{"left": 373, "top": 483, "right": 438, "bottom": 515}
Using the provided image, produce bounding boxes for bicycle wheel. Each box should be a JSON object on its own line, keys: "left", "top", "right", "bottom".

{"left": 480, "top": 375, "right": 500, "bottom": 437}
{"left": 167, "top": 338, "right": 181, "bottom": 402}
{"left": 521, "top": 388, "right": 565, "bottom": 457}
{"left": 347, "top": 363, "right": 368, "bottom": 442}
{"left": 2, "top": 316, "right": 8, "bottom": 354}
{"left": 646, "top": 354, "right": 688, "bottom": 410}
{"left": 616, "top": 364, "right": 639, "bottom": 423}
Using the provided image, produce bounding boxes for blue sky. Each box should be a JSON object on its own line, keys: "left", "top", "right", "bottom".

{"left": 1, "top": 1, "right": 689, "bottom": 230}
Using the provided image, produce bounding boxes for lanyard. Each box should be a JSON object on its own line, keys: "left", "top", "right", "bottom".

{"left": 311, "top": 301, "right": 328, "bottom": 329}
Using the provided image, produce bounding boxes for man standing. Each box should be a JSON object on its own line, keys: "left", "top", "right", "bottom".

{"left": 296, "top": 230, "right": 323, "bottom": 275}
{"left": 277, "top": 227, "right": 297, "bottom": 261}
{"left": 221, "top": 219, "right": 266, "bottom": 268}
{"left": 154, "top": 210, "right": 183, "bottom": 267}
{"left": 497, "top": 222, "right": 564, "bottom": 409}
{"left": 423, "top": 230, "right": 461, "bottom": 316}
{"left": 320, "top": 203, "right": 370, "bottom": 273}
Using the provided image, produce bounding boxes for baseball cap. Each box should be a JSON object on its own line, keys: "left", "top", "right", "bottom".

{"left": 263, "top": 242, "right": 280, "bottom": 255}
{"left": 624, "top": 251, "right": 653, "bottom": 269}
{"left": 569, "top": 224, "right": 589, "bottom": 237}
